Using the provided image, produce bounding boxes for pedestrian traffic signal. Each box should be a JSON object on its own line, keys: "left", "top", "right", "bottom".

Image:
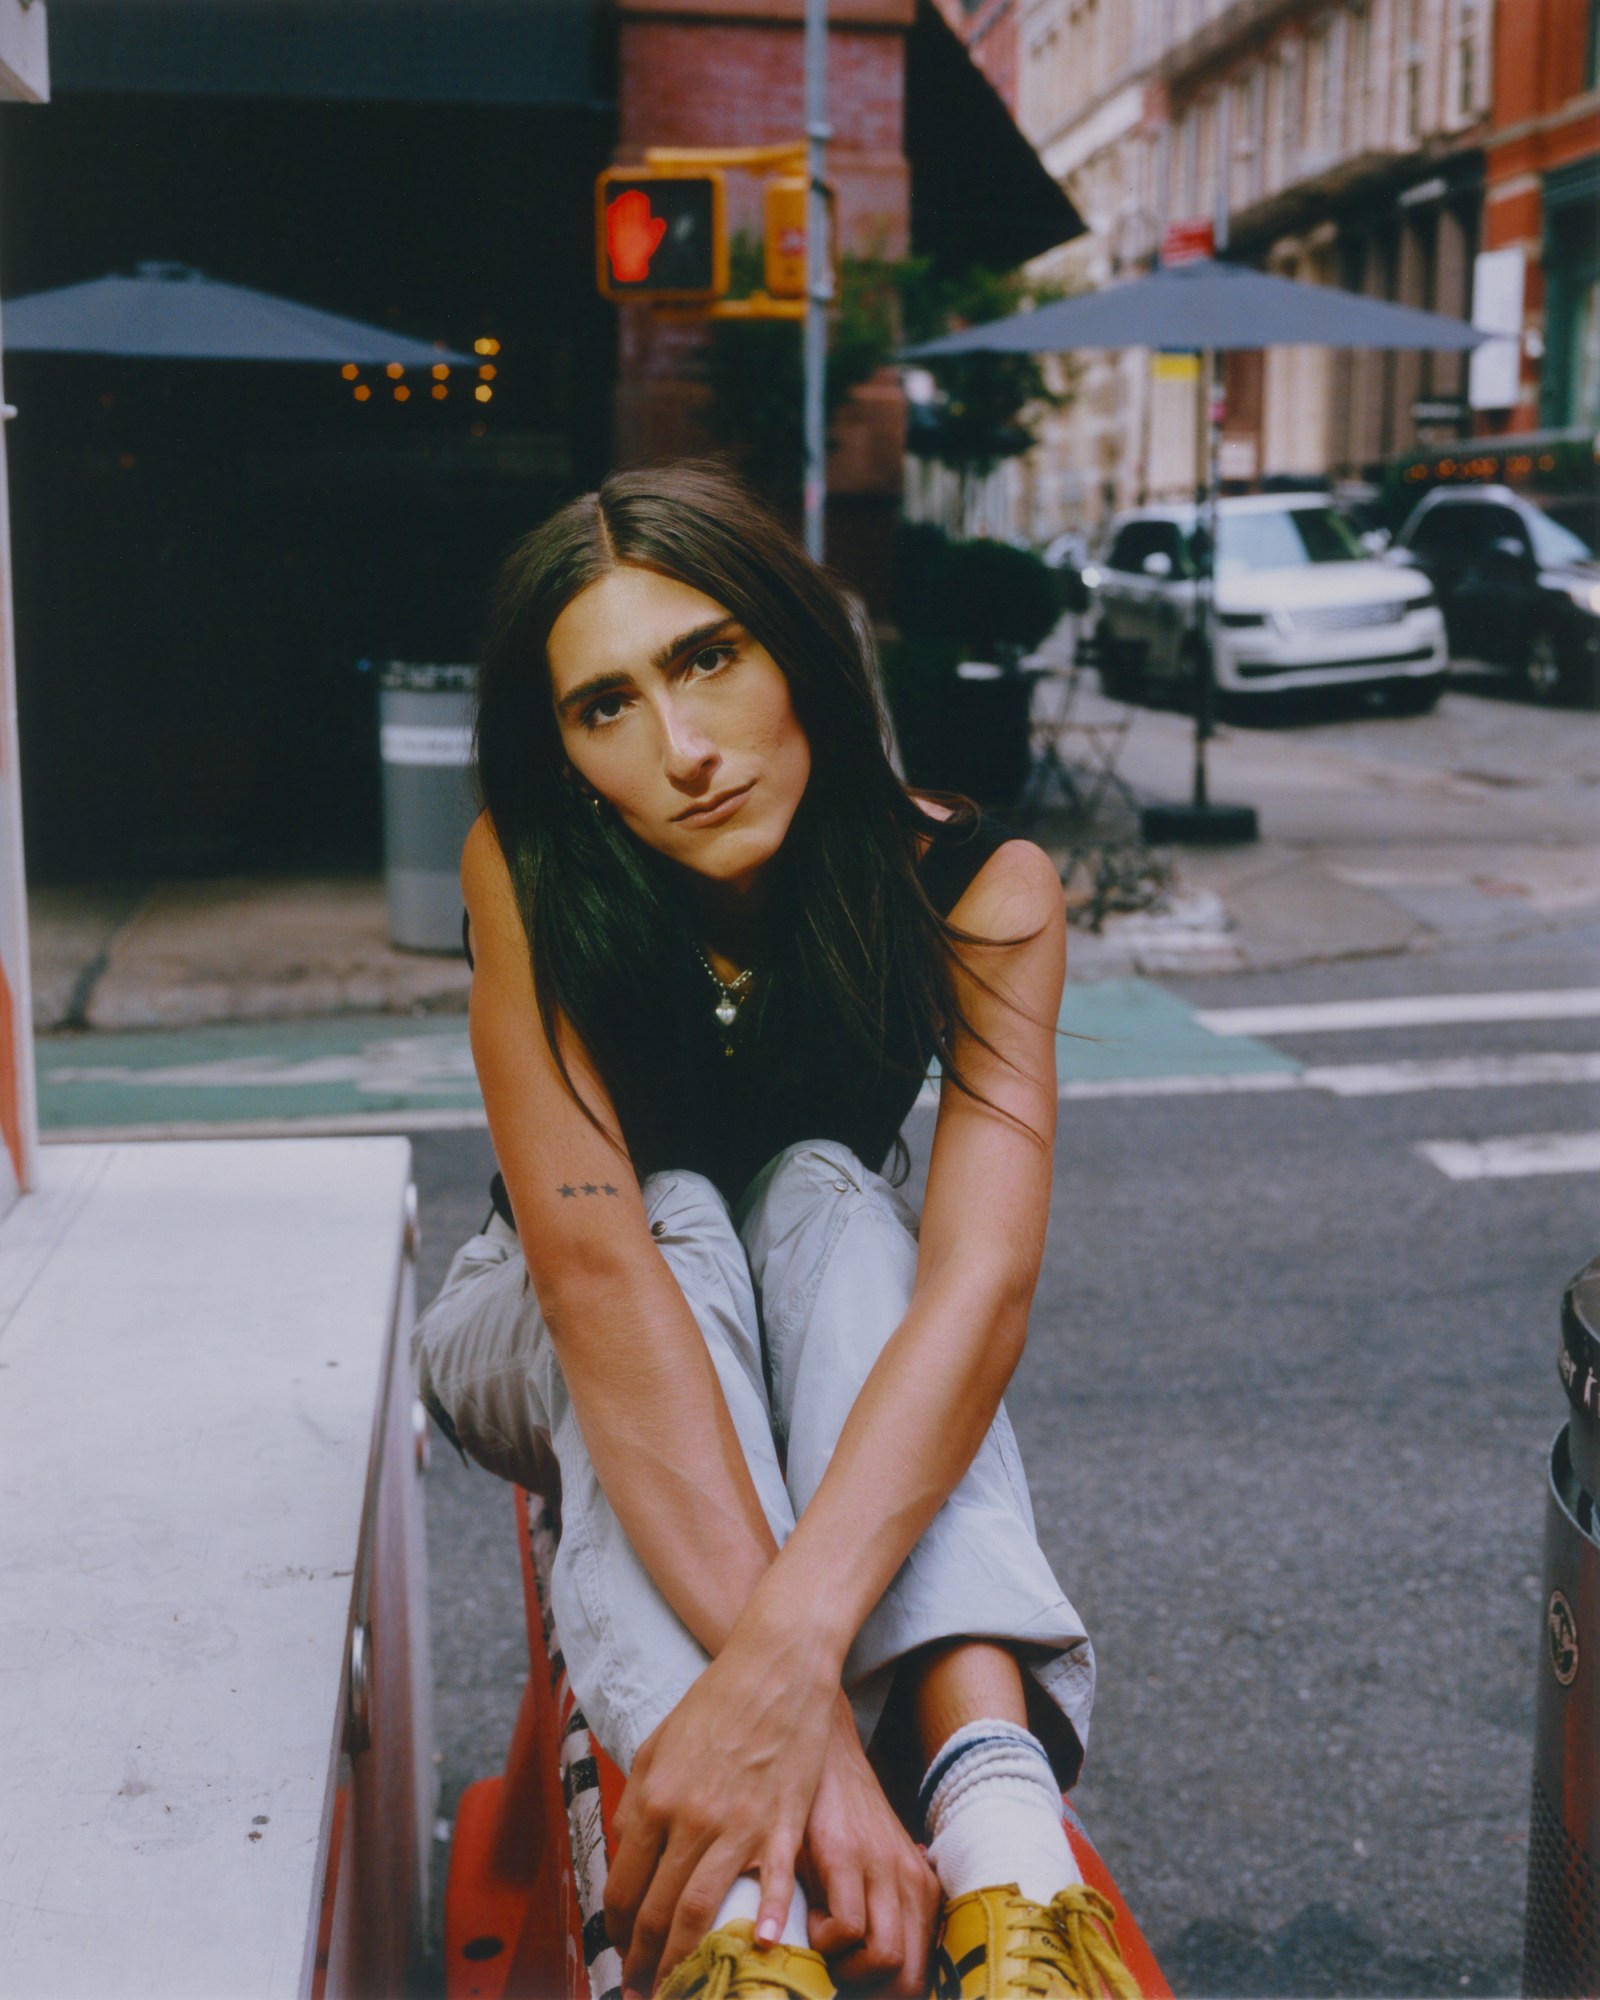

{"left": 596, "top": 169, "right": 728, "bottom": 302}
{"left": 763, "top": 176, "right": 808, "bottom": 299}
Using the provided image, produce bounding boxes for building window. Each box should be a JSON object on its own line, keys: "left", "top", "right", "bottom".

{"left": 1197, "top": 95, "right": 1216, "bottom": 216}
{"left": 1455, "top": 0, "right": 1480, "bottom": 118}
{"left": 1229, "top": 74, "right": 1254, "bottom": 209}
{"left": 1179, "top": 107, "right": 1199, "bottom": 216}
{"left": 1348, "top": 5, "right": 1370, "bottom": 150}
{"left": 1574, "top": 278, "right": 1600, "bottom": 426}
{"left": 1540, "top": 162, "right": 1600, "bottom": 427}
{"left": 1282, "top": 43, "right": 1303, "bottom": 179}
{"left": 1404, "top": 0, "right": 1425, "bottom": 138}
{"left": 1304, "top": 19, "right": 1339, "bottom": 160}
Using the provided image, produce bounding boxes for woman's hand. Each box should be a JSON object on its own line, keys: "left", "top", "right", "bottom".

{"left": 604, "top": 1619, "right": 837, "bottom": 1997}
{"left": 801, "top": 1697, "right": 941, "bottom": 1995}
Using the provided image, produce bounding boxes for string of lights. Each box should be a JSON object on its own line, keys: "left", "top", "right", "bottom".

{"left": 337, "top": 336, "right": 502, "bottom": 409}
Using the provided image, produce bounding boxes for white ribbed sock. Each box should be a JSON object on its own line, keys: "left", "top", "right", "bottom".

{"left": 712, "top": 1874, "right": 810, "bottom": 1948}
{"left": 920, "top": 1718, "right": 1080, "bottom": 1905}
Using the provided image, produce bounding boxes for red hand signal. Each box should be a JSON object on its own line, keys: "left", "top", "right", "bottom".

{"left": 607, "top": 189, "right": 668, "bottom": 283}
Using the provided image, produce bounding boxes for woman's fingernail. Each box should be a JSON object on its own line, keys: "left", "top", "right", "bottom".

{"left": 756, "top": 1920, "right": 779, "bottom": 1945}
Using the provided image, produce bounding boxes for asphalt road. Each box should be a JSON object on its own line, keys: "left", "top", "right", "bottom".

{"left": 409, "top": 924, "right": 1599, "bottom": 1999}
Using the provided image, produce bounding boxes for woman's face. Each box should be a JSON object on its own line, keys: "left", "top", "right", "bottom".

{"left": 547, "top": 565, "right": 812, "bottom": 897}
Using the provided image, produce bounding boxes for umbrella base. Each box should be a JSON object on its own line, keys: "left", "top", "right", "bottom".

{"left": 1141, "top": 801, "right": 1259, "bottom": 845}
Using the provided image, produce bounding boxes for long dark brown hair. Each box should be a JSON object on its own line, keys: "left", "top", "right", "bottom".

{"left": 474, "top": 460, "right": 1023, "bottom": 1173}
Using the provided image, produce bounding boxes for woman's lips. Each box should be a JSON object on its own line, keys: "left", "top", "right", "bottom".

{"left": 675, "top": 782, "right": 754, "bottom": 828}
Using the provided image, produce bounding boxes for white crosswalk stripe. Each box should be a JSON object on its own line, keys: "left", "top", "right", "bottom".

{"left": 1416, "top": 1132, "right": 1600, "bottom": 1181}
{"left": 1056, "top": 1050, "right": 1600, "bottom": 1102}
{"left": 1197, "top": 988, "right": 1600, "bottom": 1037}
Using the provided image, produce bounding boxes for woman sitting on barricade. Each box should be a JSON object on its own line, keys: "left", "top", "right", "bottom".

{"left": 415, "top": 462, "right": 1137, "bottom": 2000}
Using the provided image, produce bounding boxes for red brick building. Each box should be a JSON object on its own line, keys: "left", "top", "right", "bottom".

{"left": 611, "top": 0, "right": 1078, "bottom": 593}
{"left": 1480, "top": 0, "right": 1600, "bottom": 433}
{"left": 613, "top": 0, "right": 915, "bottom": 585}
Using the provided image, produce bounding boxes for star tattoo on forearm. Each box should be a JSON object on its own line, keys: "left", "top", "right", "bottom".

{"left": 556, "top": 1182, "right": 619, "bottom": 1198}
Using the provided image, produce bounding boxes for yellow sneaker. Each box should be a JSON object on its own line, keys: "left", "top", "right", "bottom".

{"left": 930, "top": 1885, "right": 1141, "bottom": 2000}
{"left": 657, "top": 1919, "right": 837, "bottom": 2000}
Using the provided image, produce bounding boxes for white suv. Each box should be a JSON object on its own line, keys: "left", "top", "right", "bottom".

{"left": 1085, "top": 493, "right": 1448, "bottom": 711}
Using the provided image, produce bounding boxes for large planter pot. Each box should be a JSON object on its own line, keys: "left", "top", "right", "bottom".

{"left": 897, "top": 657, "right": 1033, "bottom": 810}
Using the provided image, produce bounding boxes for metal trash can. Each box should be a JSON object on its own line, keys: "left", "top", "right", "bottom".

{"left": 378, "top": 662, "right": 478, "bottom": 953}
{"left": 1522, "top": 1251, "right": 1600, "bottom": 1997}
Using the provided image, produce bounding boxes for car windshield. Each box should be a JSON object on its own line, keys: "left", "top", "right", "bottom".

{"left": 1526, "top": 508, "right": 1595, "bottom": 567}
{"left": 1191, "top": 505, "right": 1366, "bottom": 577}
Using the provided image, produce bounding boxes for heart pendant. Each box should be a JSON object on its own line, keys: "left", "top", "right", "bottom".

{"left": 715, "top": 999, "right": 738, "bottom": 1028}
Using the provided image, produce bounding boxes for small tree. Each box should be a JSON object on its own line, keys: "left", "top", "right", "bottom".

{"left": 696, "top": 246, "right": 1080, "bottom": 534}
{"left": 900, "top": 262, "right": 1078, "bottom": 533}
{"left": 696, "top": 237, "right": 902, "bottom": 507}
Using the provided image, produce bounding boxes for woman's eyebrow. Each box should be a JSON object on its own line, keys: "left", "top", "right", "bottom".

{"left": 555, "top": 618, "right": 739, "bottom": 718}
{"left": 556, "top": 669, "right": 633, "bottom": 718}
{"left": 649, "top": 615, "right": 738, "bottom": 674}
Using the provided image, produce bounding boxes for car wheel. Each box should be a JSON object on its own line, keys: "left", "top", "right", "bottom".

{"left": 1386, "top": 676, "right": 1444, "bottom": 716}
{"left": 1523, "top": 626, "right": 1567, "bottom": 704}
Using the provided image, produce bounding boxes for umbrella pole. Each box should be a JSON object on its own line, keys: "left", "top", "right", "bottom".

{"left": 1192, "top": 344, "right": 1217, "bottom": 810}
{"left": 1141, "top": 344, "right": 1259, "bottom": 847}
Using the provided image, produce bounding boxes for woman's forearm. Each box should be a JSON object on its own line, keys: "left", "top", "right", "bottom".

{"left": 735, "top": 1252, "right": 1033, "bottom": 1665}
{"left": 537, "top": 1225, "right": 1038, "bottom": 1689}
{"left": 539, "top": 1248, "right": 839, "bottom": 1672}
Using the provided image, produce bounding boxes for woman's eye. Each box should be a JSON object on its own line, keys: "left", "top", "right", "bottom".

{"left": 688, "top": 642, "right": 738, "bottom": 677}
{"left": 579, "top": 691, "right": 630, "bottom": 730}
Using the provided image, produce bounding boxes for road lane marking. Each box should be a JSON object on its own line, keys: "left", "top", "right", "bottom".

{"left": 1058, "top": 1071, "right": 1302, "bottom": 1100}
{"left": 920, "top": 1050, "right": 1600, "bottom": 1106}
{"left": 46, "top": 1049, "right": 1600, "bottom": 1141}
{"left": 1305, "top": 1051, "right": 1600, "bottom": 1096}
{"left": 1416, "top": 1132, "right": 1600, "bottom": 1180}
{"left": 1196, "top": 989, "right": 1600, "bottom": 1037}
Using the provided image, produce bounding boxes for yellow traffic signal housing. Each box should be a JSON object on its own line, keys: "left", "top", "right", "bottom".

{"left": 596, "top": 168, "right": 728, "bottom": 303}
{"left": 763, "top": 176, "right": 808, "bottom": 299}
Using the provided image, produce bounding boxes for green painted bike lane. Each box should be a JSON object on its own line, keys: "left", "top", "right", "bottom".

{"left": 35, "top": 979, "right": 1298, "bottom": 1138}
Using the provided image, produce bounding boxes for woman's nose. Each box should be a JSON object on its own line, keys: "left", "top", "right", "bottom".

{"left": 659, "top": 699, "right": 719, "bottom": 786}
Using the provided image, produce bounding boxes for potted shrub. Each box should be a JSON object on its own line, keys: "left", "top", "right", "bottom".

{"left": 883, "top": 523, "right": 1064, "bottom": 807}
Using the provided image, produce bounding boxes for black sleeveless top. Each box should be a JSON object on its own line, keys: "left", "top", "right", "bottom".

{"left": 476, "top": 810, "right": 1018, "bottom": 1221}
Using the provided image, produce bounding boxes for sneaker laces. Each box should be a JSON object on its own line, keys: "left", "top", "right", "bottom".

{"left": 695, "top": 1932, "right": 748, "bottom": 2000}
{"left": 1009, "top": 1887, "right": 1141, "bottom": 1999}
{"left": 662, "top": 1927, "right": 828, "bottom": 2000}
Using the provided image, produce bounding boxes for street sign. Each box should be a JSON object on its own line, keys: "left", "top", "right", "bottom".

{"left": 1161, "top": 218, "right": 1215, "bottom": 266}
{"left": 595, "top": 169, "right": 727, "bottom": 302}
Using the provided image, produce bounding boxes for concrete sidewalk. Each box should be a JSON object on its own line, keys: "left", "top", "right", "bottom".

{"left": 1027, "top": 635, "right": 1600, "bottom": 980}
{"left": 31, "top": 876, "right": 471, "bottom": 1032}
{"left": 27, "top": 666, "right": 1599, "bottom": 1031}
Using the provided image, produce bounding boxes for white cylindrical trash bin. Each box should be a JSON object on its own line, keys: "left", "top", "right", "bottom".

{"left": 378, "top": 662, "right": 478, "bottom": 953}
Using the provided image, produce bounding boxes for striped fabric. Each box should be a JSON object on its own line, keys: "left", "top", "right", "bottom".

{"left": 526, "top": 1496, "right": 627, "bottom": 2000}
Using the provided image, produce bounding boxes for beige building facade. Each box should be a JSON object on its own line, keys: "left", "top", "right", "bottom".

{"left": 1005, "top": 0, "right": 1497, "bottom": 546}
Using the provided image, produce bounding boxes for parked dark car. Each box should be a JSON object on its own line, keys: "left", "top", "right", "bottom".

{"left": 1390, "top": 484, "right": 1600, "bottom": 703}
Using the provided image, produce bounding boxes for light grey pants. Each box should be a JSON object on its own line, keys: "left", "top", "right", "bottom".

{"left": 414, "top": 1139, "right": 1094, "bottom": 1781}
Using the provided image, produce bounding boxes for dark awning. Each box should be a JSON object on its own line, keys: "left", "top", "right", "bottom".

{"left": 43, "top": 0, "right": 602, "bottom": 108}
{"left": 904, "top": 0, "right": 1083, "bottom": 272}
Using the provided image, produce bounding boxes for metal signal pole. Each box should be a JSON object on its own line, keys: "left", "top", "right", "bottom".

{"left": 803, "top": 0, "right": 832, "bottom": 562}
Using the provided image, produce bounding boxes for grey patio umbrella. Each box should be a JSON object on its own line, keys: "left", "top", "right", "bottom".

{"left": 901, "top": 253, "right": 1488, "bottom": 359}
{"left": 903, "top": 256, "right": 1490, "bottom": 842}
{"left": 1, "top": 261, "right": 473, "bottom": 365}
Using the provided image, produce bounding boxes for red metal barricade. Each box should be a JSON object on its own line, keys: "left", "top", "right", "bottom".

{"left": 445, "top": 1490, "right": 1169, "bottom": 2000}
